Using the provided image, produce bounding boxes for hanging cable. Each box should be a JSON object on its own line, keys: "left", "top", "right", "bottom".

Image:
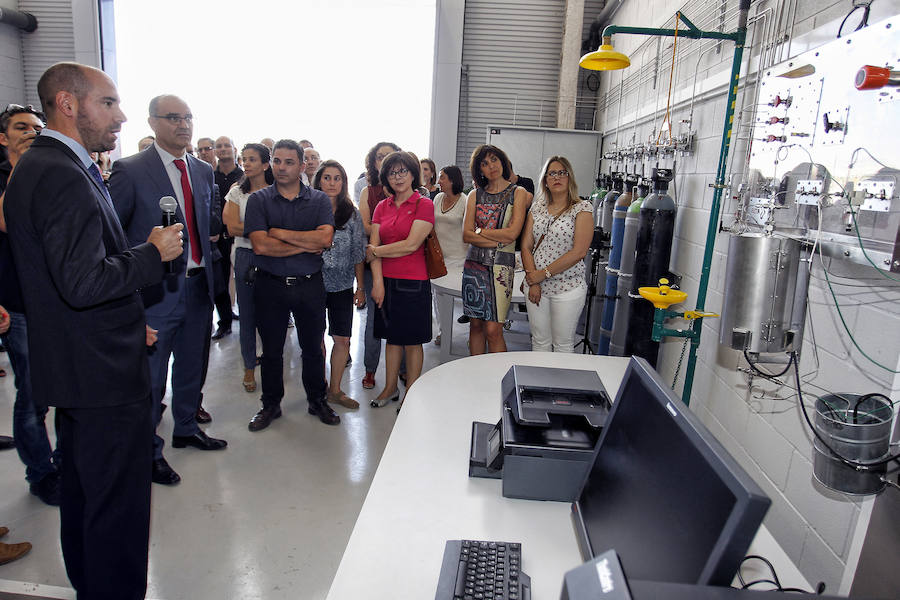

{"left": 819, "top": 250, "right": 900, "bottom": 373}
{"left": 744, "top": 350, "right": 794, "bottom": 378}
{"left": 837, "top": 0, "right": 872, "bottom": 38}
{"left": 656, "top": 13, "right": 680, "bottom": 146}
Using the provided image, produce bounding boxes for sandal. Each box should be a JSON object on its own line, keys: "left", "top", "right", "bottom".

{"left": 328, "top": 391, "right": 359, "bottom": 410}
{"left": 369, "top": 393, "right": 399, "bottom": 408}
{"left": 242, "top": 369, "right": 256, "bottom": 393}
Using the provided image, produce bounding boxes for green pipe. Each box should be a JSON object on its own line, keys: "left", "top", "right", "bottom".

{"left": 597, "top": 4, "right": 751, "bottom": 405}
{"left": 602, "top": 23, "right": 739, "bottom": 42}
{"left": 680, "top": 9, "right": 749, "bottom": 406}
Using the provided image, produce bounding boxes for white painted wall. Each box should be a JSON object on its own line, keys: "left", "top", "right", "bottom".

{"left": 593, "top": 0, "right": 900, "bottom": 593}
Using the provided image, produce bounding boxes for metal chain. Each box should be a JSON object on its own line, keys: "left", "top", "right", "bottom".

{"left": 672, "top": 339, "right": 690, "bottom": 390}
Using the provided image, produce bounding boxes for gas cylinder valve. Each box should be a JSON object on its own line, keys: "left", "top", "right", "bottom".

{"left": 823, "top": 113, "right": 844, "bottom": 133}
{"left": 768, "top": 94, "right": 792, "bottom": 108}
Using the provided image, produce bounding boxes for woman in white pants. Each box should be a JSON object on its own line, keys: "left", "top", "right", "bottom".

{"left": 521, "top": 156, "right": 593, "bottom": 352}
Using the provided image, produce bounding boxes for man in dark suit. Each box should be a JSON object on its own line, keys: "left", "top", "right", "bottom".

{"left": 4, "top": 62, "right": 184, "bottom": 600}
{"left": 110, "top": 94, "right": 227, "bottom": 487}
{"left": 211, "top": 135, "right": 242, "bottom": 340}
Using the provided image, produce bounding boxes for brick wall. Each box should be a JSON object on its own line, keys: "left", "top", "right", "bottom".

{"left": 594, "top": 0, "right": 900, "bottom": 593}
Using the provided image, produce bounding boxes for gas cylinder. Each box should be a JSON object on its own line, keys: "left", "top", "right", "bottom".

{"left": 609, "top": 178, "right": 650, "bottom": 356}
{"left": 625, "top": 168, "right": 676, "bottom": 367}
{"left": 588, "top": 172, "right": 624, "bottom": 346}
{"left": 597, "top": 173, "right": 638, "bottom": 354}
{"left": 589, "top": 174, "right": 609, "bottom": 215}
{"left": 596, "top": 172, "right": 623, "bottom": 231}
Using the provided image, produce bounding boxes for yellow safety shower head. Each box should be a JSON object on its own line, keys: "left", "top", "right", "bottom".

{"left": 579, "top": 36, "right": 631, "bottom": 71}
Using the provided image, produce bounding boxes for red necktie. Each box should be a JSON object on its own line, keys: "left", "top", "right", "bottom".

{"left": 173, "top": 159, "right": 202, "bottom": 265}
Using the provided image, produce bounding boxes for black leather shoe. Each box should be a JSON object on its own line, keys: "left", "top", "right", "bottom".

{"left": 248, "top": 406, "right": 281, "bottom": 432}
{"left": 152, "top": 457, "right": 181, "bottom": 485}
{"left": 308, "top": 401, "right": 340, "bottom": 426}
{"left": 29, "top": 472, "right": 61, "bottom": 506}
{"left": 211, "top": 326, "right": 231, "bottom": 340}
{"left": 196, "top": 406, "right": 212, "bottom": 424}
{"left": 0, "top": 435, "right": 15, "bottom": 451}
{"left": 171, "top": 430, "right": 227, "bottom": 450}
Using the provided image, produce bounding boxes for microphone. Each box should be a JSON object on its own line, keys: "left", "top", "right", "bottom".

{"left": 159, "top": 195, "right": 178, "bottom": 273}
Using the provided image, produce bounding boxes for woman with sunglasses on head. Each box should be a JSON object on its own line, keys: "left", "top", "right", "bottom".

{"left": 520, "top": 157, "right": 593, "bottom": 352}
{"left": 314, "top": 160, "right": 366, "bottom": 410}
{"left": 366, "top": 152, "right": 435, "bottom": 411}
{"left": 223, "top": 143, "right": 274, "bottom": 392}
{"left": 358, "top": 142, "right": 401, "bottom": 391}
{"left": 461, "top": 144, "right": 529, "bottom": 354}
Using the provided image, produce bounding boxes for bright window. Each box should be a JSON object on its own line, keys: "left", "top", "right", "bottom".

{"left": 114, "top": 0, "right": 435, "bottom": 177}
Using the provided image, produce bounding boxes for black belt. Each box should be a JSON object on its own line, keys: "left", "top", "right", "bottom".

{"left": 186, "top": 267, "right": 205, "bottom": 278}
{"left": 257, "top": 269, "right": 317, "bottom": 286}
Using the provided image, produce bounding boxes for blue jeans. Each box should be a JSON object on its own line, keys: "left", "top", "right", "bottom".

{"left": 2, "top": 311, "right": 58, "bottom": 483}
{"left": 363, "top": 268, "right": 382, "bottom": 372}
{"left": 234, "top": 247, "right": 257, "bottom": 370}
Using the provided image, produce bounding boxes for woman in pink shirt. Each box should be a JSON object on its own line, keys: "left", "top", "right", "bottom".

{"left": 366, "top": 152, "right": 435, "bottom": 410}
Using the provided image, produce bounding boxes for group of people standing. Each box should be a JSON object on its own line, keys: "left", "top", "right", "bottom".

{"left": 0, "top": 59, "right": 596, "bottom": 598}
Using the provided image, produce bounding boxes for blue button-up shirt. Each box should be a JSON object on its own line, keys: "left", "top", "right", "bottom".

{"left": 243, "top": 183, "right": 334, "bottom": 276}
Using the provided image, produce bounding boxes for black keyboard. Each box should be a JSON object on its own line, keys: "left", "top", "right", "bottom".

{"left": 435, "top": 539, "right": 532, "bottom": 600}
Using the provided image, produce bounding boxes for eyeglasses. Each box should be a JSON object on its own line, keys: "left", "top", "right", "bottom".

{"left": 387, "top": 168, "right": 410, "bottom": 179}
{"left": 152, "top": 113, "right": 193, "bottom": 125}
{"left": 547, "top": 170, "right": 569, "bottom": 179}
{"left": 197, "top": 146, "right": 213, "bottom": 152}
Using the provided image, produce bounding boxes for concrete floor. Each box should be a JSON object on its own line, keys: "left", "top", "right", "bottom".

{"left": 0, "top": 299, "right": 532, "bottom": 600}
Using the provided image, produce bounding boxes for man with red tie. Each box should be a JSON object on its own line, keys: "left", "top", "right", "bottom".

{"left": 110, "top": 94, "right": 227, "bottom": 487}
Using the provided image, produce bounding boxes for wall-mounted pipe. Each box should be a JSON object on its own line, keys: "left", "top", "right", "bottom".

{"left": 595, "top": 0, "right": 752, "bottom": 404}
{"left": 0, "top": 8, "right": 38, "bottom": 33}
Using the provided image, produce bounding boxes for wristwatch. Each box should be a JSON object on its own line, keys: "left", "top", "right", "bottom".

{"left": 474, "top": 227, "right": 482, "bottom": 236}
{"left": 544, "top": 268, "right": 552, "bottom": 279}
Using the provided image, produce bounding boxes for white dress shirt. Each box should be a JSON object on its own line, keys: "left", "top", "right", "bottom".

{"left": 154, "top": 142, "right": 204, "bottom": 268}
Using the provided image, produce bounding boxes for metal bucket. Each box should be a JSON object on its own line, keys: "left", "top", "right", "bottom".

{"left": 813, "top": 394, "right": 893, "bottom": 495}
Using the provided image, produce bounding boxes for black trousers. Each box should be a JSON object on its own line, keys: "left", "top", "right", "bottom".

{"left": 56, "top": 398, "right": 152, "bottom": 600}
{"left": 254, "top": 271, "right": 327, "bottom": 409}
{"left": 214, "top": 236, "right": 234, "bottom": 328}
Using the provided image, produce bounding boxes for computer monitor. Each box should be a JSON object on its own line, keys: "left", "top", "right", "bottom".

{"left": 571, "top": 357, "right": 771, "bottom": 586}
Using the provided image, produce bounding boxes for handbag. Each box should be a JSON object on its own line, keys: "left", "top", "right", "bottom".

{"left": 424, "top": 229, "right": 448, "bottom": 279}
{"left": 415, "top": 195, "right": 448, "bottom": 279}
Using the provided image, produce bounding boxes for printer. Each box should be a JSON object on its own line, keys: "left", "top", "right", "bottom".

{"left": 469, "top": 365, "right": 611, "bottom": 502}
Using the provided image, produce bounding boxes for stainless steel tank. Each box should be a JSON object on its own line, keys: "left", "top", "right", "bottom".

{"left": 719, "top": 233, "right": 804, "bottom": 353}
